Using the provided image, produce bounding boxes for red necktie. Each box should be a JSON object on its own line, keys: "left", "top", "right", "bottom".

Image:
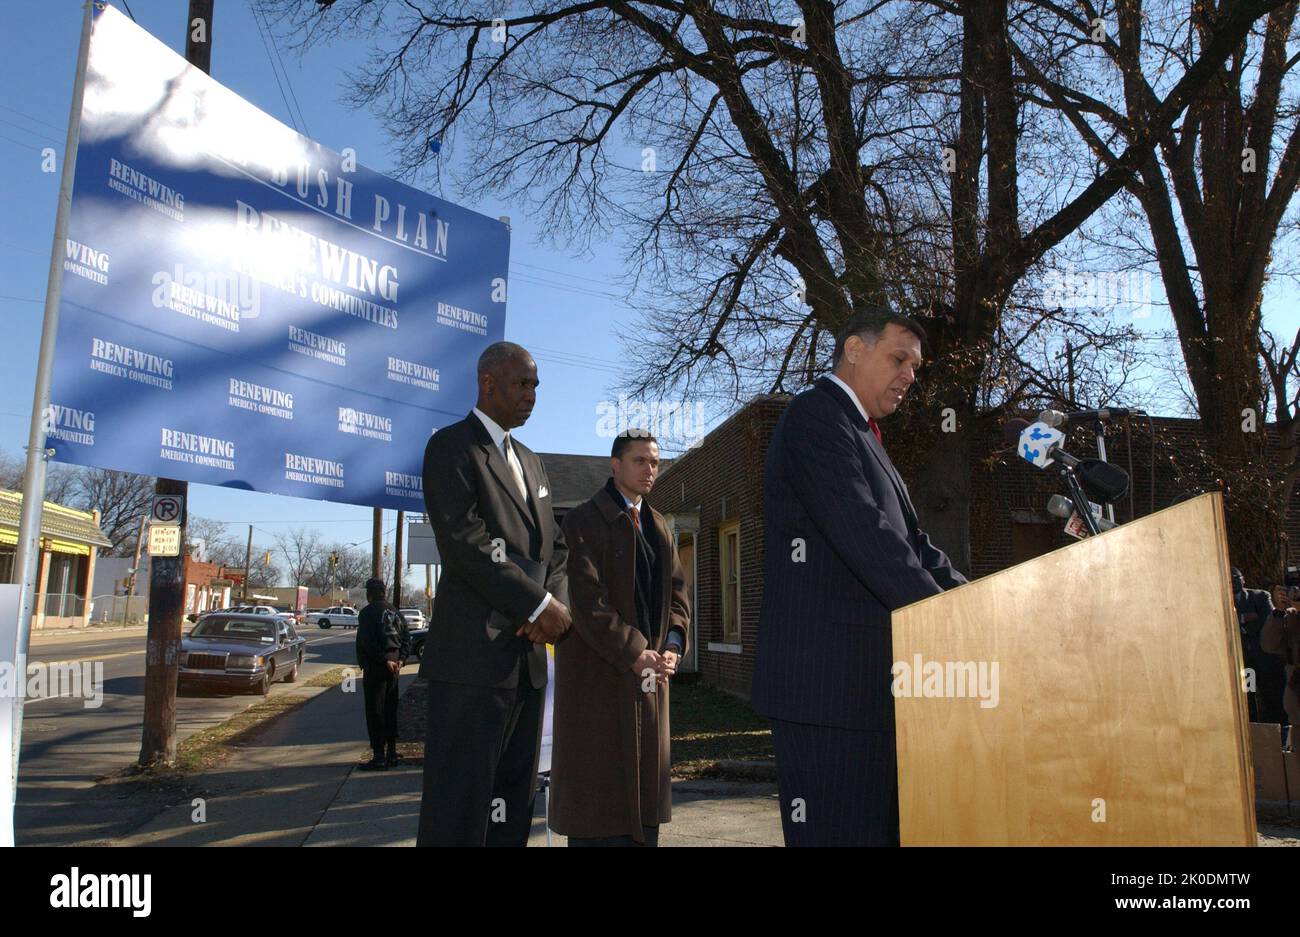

{"left": 631, "top": 505, "right": 641, "bottom": 530}
{"left": 867, "top": 417, "right": 882, "bottom": 443}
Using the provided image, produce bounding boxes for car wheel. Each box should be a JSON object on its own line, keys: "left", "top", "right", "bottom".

{"left": 257, "top": 664, "right": 274, "bottom": 696}
{"left": 286, "top": 653, "right": 302, "bottom": 683}
{"left": 320, "top": 619, "right": 331, "bottom": 629}
{"left": 414, "top": 641, "right": 424, "bottom": 661}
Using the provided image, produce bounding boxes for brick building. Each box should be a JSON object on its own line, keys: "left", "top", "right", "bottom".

{"left": 647, "top": 394, "right": 1300, "bottom": 698}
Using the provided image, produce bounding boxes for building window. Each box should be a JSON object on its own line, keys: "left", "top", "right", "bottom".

{"left": 719, "top": 521, "right": 741, "bottom": 644}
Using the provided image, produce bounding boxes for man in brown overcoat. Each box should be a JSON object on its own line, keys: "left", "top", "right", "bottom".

{"left": 550, "top": 430, "right": 691, "bottom": 846}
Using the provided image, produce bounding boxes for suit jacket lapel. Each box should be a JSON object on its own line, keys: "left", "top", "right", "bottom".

{"left": 862, "top": 426, "right": 918, "bottom": 524}
{"left": 472, "top": 415, "right": 537, "bottom": 529}
{"left": 816, "top": 378, "right": 916, "bottom": 524}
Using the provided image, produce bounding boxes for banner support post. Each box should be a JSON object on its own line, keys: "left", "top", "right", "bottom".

{"left": 8, "top": 0, "right": 95, "bottom": 832}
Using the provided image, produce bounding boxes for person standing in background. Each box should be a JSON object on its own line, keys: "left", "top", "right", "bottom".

{"left": 355, "top": 577, "right": 410, "bottom": 771}
{"left": 550, "top": 431, "right": 690, "bottom": 846}
{"left": 416, "top": 342, "right": 571, "bottom": 846}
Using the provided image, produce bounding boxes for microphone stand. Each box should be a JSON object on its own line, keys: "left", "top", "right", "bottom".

{"left": 1091, "top": 418, "right": 1117, "bottom": 526}
{"left": 1049, "top": 453, "right": 1102, "bottom": 536}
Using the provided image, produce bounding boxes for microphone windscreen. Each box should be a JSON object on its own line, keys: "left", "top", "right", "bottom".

{"left": 1077, "top": 459, "right": 1130, "bottom": 503}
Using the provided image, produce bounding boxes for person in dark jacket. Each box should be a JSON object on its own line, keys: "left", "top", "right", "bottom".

{"left": 356, "top": 577, "right": 411, "bottom": 770}
{"left": 1233, "top": 567, "right": 1284, "bottom": 724}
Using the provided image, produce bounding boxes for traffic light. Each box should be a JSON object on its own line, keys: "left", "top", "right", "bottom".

{"left": 329, "top": 552, "right": 339, "bottom": 569}
{"left": 264, "top": 550, "right": 271, "bottom": 566}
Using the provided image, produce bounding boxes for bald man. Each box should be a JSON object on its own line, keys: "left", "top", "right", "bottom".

{"left": 416, "top": 341, "right": 572, "bottom": 846}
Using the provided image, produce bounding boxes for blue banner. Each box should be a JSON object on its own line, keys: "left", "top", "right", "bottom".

{"left": 47, "top": 5, "right": 508, "bottom": 510}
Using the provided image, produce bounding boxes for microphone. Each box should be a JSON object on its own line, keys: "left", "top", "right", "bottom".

{"left": 1038, "top": 407, "right": 1138, "bottom": 428}
{"left": 1047, "top": 494, "right": 1117, "bottom": 532}
{"left": 1004, "top": 418, "right": 1132, "bottom": 503}
{"left": 1076, "top": 459, "right": 1130, "bottom": 503}
{"left": 1004, "top": 419, "right": 1073, "bottom": 468}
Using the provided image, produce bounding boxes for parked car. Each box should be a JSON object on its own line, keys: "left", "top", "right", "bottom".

{"left": 308, "top": 606, "right": 359, "bottom": 629}
{"left": 178, "top": 613, "right": 307, "bottom": 695}
{"left": 409, "top": 627, "right": 428, "bottom": 661}
{"left": 273, "top": 605, "right": 306, "bottom": 626}
{"left": 398, "top": 608, "right": 427, "bottom": 629}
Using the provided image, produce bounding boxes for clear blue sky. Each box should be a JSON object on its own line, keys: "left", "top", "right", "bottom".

{"left": 0, "top": 0, "right": 656, "bottom": 564}
{"left": 2, "top": 2, "right": 1297, "bottom": 569}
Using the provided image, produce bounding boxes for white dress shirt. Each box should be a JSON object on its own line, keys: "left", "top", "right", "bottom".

{"left": 472, "top": 408, "right": 551, "bottom": 623}
{"left": 826, "top": 373, "right": 872, "bottom": 427}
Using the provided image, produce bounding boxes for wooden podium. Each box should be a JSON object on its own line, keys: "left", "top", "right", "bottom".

{"left": 891, "top": 492, "right": 1256, "bottom": 845}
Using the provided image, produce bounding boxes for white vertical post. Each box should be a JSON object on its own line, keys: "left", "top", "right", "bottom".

{"left": 8, "top": 0, "right": 95, "bottom": 832}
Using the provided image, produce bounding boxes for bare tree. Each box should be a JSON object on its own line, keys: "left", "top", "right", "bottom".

{"left": 307, "top": 543, "right": 371, "bottom": 597}
{"left": 0, "top": 452, "right": 84, "bottom": 506}
{"left": 262, "top": 0, "right": 1285, "bottom": 567}
{"left": 186, "top": 516, "right": 243, "bottom": 568}
{"left": 72, "top": 467, "right": 156, "bottom": 556}
{"left": 275, "top": 526, "right": 325, "bottom": 591}
{"left": 1010, "top": 0, "right": 1300, "bottom": 582}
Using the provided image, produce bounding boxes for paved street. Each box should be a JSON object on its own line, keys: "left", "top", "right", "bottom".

{"left": 15, "top": 622, "right": 360, "bottom": 846}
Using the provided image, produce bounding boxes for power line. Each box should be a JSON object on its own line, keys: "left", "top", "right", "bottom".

{"left": 253, "top": 5, "right": 310, "bottom": 137}
{"left": 0, "top": 133, "right": 55, "bottom": 153}
{"left": 511, "top": 259, "right": 618, "bottom": 287}
{"left": 0, "top": 103, "right": 66, "bottom": 135}
{"left": 250, "top": 5, "right": 301, "bottom": 134}
{"left": 0, "top": 242, "right": 45, "bottom": 256}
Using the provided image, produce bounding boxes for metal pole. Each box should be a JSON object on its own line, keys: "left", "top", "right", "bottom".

{"left": 393, "top": 510, "right": 404, "bottom": 607}
{"left": 1093, "top": 421, "right": 1116, "bottom": 525}
{"left": 371, "top": 507, "right": 382, "bottom": 578}
{"left": 10, "top": 0, "right": 95, "bottom": 824}
{"left": 242, "top": 523, "right": 252, "bottom": 600}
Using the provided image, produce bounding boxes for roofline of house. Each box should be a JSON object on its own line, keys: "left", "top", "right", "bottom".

{"left": 656, "top": 393, "right": 793, "bottom": 487}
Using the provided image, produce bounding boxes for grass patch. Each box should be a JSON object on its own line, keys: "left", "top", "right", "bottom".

{"left": 670, "top": 681, "right": 772, "bottom": 779}
{"left": 304, "top": 666, "right": 353, "bottom": 688}
{"left": 378, "top": 676, "right": 775, "bottom": 779}
{"left": 103, "top": 666, "right": 350, "bottom": 782}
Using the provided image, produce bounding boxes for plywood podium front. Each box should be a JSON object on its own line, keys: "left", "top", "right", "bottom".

{"left": 891, "top": 492, "right": 1255, "bottom": 845}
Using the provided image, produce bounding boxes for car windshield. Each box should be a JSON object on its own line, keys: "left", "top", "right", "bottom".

{"left": 191, "top": 617, "right": 276, "bottom": 641}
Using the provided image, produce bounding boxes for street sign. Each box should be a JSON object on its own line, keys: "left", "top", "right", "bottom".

{"left": 407, "top": 522, "right": 441, "bottom": 565}
{"left": 151, "top": 494, "right": 184, "bottom": 526}
{"left": 147, "top": 524, "right": 181, "bottom": 557}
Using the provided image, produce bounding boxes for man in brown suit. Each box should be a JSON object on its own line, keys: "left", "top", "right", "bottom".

{"left": 550, "top": 430, "right": 691, "bottom": 846}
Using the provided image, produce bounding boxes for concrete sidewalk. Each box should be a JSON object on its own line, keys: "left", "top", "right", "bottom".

{"left": 112, "top": 670, "right": 784, "bottom": 847}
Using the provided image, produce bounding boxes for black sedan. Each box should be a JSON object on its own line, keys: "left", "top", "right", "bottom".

{"left": 409, "top": 627, "right": 428, "bottom": 661}
{"left": 178, "top": 613, "right": 308, "bottom": 696}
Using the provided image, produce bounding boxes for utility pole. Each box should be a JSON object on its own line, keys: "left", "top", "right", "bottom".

{"left": 393, "top": 510, "right": 404, "bottom": 607}
{"left": 1065, "top": 340, "right": 1076, "bottom": 405}
{"left": 120, "top": 513, "right": 147, "bottom": 626}
{"left": 139, "top": 0, "right": 214, "bottom": 769}
{"left": 371, "top": 507, "right": 382, "bottom": 578}
{"left": 241, "top": 524, "right": 252, "bottom": 601}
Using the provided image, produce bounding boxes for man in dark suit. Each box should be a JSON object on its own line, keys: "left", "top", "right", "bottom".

{"left": 753, "top": 307, "right": 968, "bottom": 847}
{"left": 416, "top": 341, "right": 571, "bottom": 846}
